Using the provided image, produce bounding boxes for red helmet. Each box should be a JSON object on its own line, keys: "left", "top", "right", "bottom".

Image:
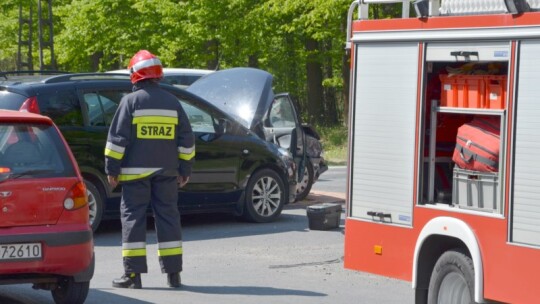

{"left": 128, "top": 50, "right": 163, "bottom": 84}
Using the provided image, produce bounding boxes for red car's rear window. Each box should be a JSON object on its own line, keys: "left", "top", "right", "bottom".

{"left": 0, "top": 122, "right": 76, "bottom": 178}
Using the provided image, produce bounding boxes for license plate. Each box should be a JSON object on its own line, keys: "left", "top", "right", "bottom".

{"left": 0, "top": 243, "right": 42, "bottom": 260}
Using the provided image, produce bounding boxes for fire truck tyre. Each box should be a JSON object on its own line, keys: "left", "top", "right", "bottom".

{"left": 295, "top": 161, "right": 314, "bottom": 201}
{"left": 51, "top": 277, "right": 90, "bottom": 304}
{"left": 243, "top": 168, "right": 285, "bottom": 223}
{"left": 85, "top": 180, "right": 103, "bottom": 232}
{"left": 427, "top": 250, "right": 475, "bottom": 304}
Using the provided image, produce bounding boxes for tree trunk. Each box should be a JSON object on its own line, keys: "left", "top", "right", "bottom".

{"left": 323, "top": 39, "right": 339, "bottom": 125}
{"left": 89, "top": 51, "right": 102, "bottom": 72}
{"left": 305, "top": 38, "right": 325, "bottom": 125}
{"left": 206, "top": 39, "right": 220, "bottom": 70}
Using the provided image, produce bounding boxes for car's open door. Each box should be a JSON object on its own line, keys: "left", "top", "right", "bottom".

{"left": 263, "top": 94, "right": 306, "bottom": 182}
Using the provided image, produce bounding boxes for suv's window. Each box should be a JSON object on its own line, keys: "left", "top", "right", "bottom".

{"left": 164, "top": 75, "right": 203, "bottom": 87}
{"left": 180, "top": 100, "right": 216, "bottom": 133}
{"left": 0, "top": 123, "right": 75, "bottom": 177}
{"left": 83, "top": 90, "right": 128, "bottom": 127}
{"left": 0, "top": 91, "right": 27, "bottom": 110}
{"left": 38, "top": 90, "right": 83, "bottom": 126}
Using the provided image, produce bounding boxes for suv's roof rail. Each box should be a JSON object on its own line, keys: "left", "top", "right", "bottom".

{"left": 43, "top": 73, "right": 131, "bottom": 83}
{"left": 0, "top": 70, "right": 70, "bottom": 80}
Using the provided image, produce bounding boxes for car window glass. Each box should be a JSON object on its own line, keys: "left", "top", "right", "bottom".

{"left": 164, "top": 75, "right": 202, "bottom": 87}
{"left": 0, "top": 123, "right": 75, "bottom": 177}
{"left": 179, "top": 100, "right": 216, "bottom": 133}
{"left": 83, "top": 90, "right": 127, "bottom": 127}
{"left": 38, "top": 90, "right": 83, "bottom": 126}
{"left": 267, "top": 96, "right": 296, "bottom": 128}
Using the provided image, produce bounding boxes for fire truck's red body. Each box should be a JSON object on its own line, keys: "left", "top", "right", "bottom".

{"left": 344, "top": 1, "right": 540, "bottom": 303}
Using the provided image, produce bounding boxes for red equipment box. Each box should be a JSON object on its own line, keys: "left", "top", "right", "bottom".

{"left": 440, "top": 74, "right": 507, "bottom": 109}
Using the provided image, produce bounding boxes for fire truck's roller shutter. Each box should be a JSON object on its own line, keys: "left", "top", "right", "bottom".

{"left": 512, "top": 39, "right": 540, "bottom": 247}
{"left": 350, "top": 42, "right": 418, "bottom": 226}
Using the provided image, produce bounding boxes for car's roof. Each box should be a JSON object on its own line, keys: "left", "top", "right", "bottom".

{"left": 107, "top": 68, "right": 214, "bottom": 75}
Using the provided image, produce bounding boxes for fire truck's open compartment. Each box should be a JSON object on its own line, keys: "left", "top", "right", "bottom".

{"left": 420, "top": 42, "right": 508, "bottom": 213}
{"left": 452, "top": 167, "right": 499, "bottom": 210}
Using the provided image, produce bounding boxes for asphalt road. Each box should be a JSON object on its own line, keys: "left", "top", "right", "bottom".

{"left": 0, "top": 167, "right": 414, "bottom": 304}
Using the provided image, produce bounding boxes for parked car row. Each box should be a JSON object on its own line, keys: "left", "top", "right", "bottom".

{"left": 0, "top": 68, "right": 327, "bottom": 232}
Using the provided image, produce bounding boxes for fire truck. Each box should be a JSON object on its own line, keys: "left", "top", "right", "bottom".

{"left": 343, "top": 0, "right": 540, "bottom": 303}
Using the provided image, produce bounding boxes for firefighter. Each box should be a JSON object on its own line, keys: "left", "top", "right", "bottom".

{"left": 105, "top": 50, "right": 195, "bottom": 289}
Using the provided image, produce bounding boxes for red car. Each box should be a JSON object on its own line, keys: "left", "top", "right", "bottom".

{"left": 0, "top": 110, "right": 93, "bottom": 304}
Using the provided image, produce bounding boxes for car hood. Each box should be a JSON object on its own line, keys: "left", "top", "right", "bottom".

{"left": 187, "top": 68, "right": 274, "bottom": 131}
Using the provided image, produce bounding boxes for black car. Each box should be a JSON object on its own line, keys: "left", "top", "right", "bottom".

{"left": 0, "top": 69, "right": 301, "bottom": 231}
{"left": 188, "top": 68, "right": 327, "bottom": 201}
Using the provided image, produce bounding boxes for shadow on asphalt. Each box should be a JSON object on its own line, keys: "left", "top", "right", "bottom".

{"left": 0, "top": 285, "right": 154, "bottom": 304}
{"left": 93, "top": 191, "right": 346, "bottom": 247}
{"left": 138, "top": 284, "right": 327, "bottom": 297}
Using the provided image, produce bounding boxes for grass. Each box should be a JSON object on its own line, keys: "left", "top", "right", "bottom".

{"left": 317, "top": 125, "right": 348, "bottom": 166}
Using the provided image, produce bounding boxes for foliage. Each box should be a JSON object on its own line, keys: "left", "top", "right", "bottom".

{"left": 317, "top": 125, "right": 348, "bottom": 165}
{"left": 0, "top": 0, "right": 389, "bottom": 127}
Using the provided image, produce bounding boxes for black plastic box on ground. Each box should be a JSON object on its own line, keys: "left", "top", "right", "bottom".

{"left": 307, "top": 203, "right": 342, "bottom": 230}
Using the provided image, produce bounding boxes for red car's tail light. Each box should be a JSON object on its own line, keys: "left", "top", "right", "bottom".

{"left": 19, "top": 96, "right": 40, "bottom": 114}
{"left": 64, "top": 181, "right": 88, "bottom": 210}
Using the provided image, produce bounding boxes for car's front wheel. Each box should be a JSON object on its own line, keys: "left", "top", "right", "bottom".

{"left": 243, "top": 168, "right": 285, "bottom": 223}
{"left": 85, "top": 180, "right": 103, "bottom": 232}
{"left": 51, "top": 277, "right": 90, "bottom": 304}
{"left": 295, "top": 161, "right": 314, "bottom": 201}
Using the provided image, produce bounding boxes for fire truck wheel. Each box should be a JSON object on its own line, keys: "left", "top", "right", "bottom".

{"left": 427, "top": 250, "right": 475, "bottom": 304}
{"left": 242, "top": 168, "right": 285, "bottom": 223}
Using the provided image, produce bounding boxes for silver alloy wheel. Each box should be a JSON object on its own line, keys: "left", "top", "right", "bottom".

{"left": 87, "top": 189, "right": 97, "bottom": 226}
{"left": 437, "top": 272, "right": 471, "bottom": 304}
{"left": 251, "top": 176, "right": 282, "bottom": 217}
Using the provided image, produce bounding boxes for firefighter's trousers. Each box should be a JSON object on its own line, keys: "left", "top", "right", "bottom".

{"left": 120, "top": 175, "right": 183, "bottom": 274}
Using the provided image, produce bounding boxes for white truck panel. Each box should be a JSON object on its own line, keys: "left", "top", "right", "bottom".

{"left": 350, "top": 42, "right": 418, "bottom": 226}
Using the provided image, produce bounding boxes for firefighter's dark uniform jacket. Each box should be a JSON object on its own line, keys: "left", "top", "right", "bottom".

{"left": 104, "top": 80, "right": 195, "bottom": 274}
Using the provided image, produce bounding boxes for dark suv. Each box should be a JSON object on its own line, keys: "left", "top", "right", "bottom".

{"left": 0, "top": 69, "right": 320, "bottom": 231}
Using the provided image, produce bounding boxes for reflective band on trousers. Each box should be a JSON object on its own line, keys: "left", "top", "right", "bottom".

{"left": 118, "top": 168, "right": 160, "bottom": 182}
{"left": 178, "top": 145, "right": 195, "bottom": 161}
{"left": 122, "top": 242, "right": 146, "bottom": 257}
{"left": 158, "top": 241, "right": 183, "bottom": 257}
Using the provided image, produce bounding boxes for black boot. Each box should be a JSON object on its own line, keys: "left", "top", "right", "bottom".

{"left": 112, "top": 273, "right": 142, "bottom": 289}
{"left": 167, "top": 272, "right": 181, "bottom": 288}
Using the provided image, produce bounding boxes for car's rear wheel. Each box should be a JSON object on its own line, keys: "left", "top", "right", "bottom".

{"left": 295, "top": 161, "right": 314, "bottom": 201}
{"left": 85, "top": 180, "right": 103, "bottom": 232}
{"left": 51, "top": 277, "right": 89, "bottom": 304}
{"left": 243, "top": 168, "right": 285, "bottom": 223}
